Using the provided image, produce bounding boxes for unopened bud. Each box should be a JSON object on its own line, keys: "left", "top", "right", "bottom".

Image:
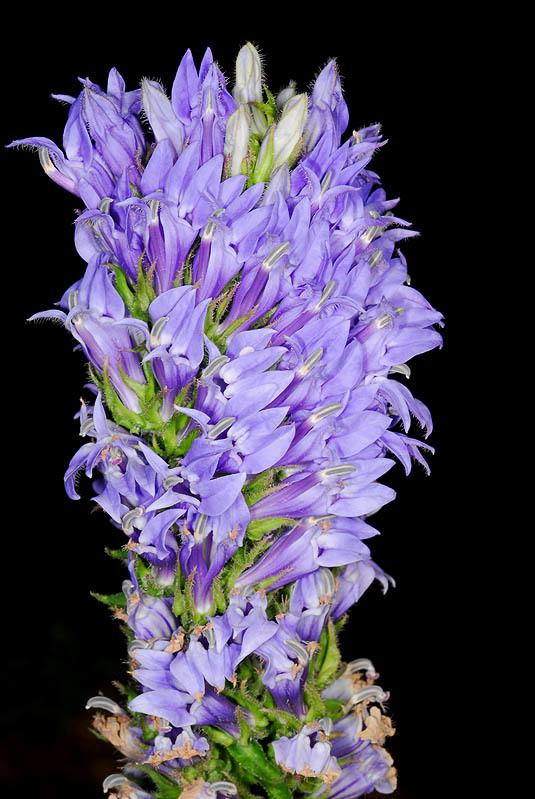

{"left": 276, "top": 81, "right": 297, "bottom": 109}
{"left": 272, "top": 93, "right": 308, "bottom": 169}
{"left": 233, "top": 42, "right": 263, "bottom": 104}
{"left": 224, "top": 105, "right": 251, "bottom": 177}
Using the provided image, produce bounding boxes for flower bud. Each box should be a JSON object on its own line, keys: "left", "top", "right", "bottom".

{"left": 272, "top": 93, "right": 308, "bottom": 170}
{"left": 276, "top": 81, "right": 297, "bottom": 109}
{"left": 224, "top": 104, "right": 251, "bottom": 176}
{"left": 233, "top": 42, "right": 262, "bottom": 104}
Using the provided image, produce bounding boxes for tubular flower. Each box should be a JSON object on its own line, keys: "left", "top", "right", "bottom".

{"left": 13, "top": 41, "right": 442, "bottom": 799}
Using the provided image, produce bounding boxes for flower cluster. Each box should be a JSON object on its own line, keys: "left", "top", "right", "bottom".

{"left": 12, "top": 42, "right": 442, "bottom": 799}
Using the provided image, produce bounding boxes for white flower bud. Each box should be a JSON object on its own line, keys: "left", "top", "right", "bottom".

{"left": 233, "top": 42, "right": 263, "bottom": 104}
{"left": 272, "top": 93, "right": 308, "bottom": 169}
{"left": 224, "top": 104, "right": 251, "bottom": 176}
{"left": 276, "top": 80, "right": 297, "bottom": 109}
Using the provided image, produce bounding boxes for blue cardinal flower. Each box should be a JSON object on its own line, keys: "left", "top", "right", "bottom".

{"left": 12, "top": 40, "right": 442, "bottom": 798}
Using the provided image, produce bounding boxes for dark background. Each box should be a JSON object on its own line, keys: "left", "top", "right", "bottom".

{"left": 2, "top": 11, "right": 491, "bottom": 799}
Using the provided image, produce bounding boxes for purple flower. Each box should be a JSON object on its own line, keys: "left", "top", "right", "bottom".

{"left": 272, "top": 721, "right": 341, "bottom": 785}
{"left": 14, "top": 41, "right": 443, "bottom": 796}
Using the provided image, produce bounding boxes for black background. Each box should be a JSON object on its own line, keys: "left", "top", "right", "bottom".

{"left": 2, "top": 10, "right": 491, "bottom": 798}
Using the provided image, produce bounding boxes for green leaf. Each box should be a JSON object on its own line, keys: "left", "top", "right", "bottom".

{"left": 90, "top": 591, "right": 126, "bottom": 608}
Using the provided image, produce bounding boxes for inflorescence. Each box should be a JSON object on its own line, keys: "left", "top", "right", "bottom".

{"left": 11, "top": 42, "right": 442, "bottom": 799}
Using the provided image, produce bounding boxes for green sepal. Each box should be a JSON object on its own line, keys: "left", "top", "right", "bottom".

{"left": 304, "top": 681, "right": 326, "bottom": 721}
{"left": 298, "top": 778, "right": 325, "bottom": 795}
{"left": 117, "top": 354, "right": 153, "bottom": 406}
{"left": 315, "top": 618, "right": 341, "bottom": 690}
{"left": 242, "top": 468, "right": 286, "bottom": 506}
{"left": 246, "top": 516, "right": 296, "bottom": 540}
{"left": 184, "top": 566, "right": 202, "bottom": 625}
{"left": 265, "top": 783, "right": 292, "bottom": 799}
{"left": 252, "top": 99, "right": 276, "bottom": 128}
{"left": 213, "top": 279, "right": 240, "bottom": 325}
{"left": 135, "top": 765, "right": 180, "bottom": 799}
{"left": 260, "top": 704, "right": 301, "bottom": 733}
{"left": 172, "top": 569, "right": 185, "bottom": 617}
{"left": 88, "top": 727, "right": 108, "bottom": 745}
{"left": 222, "top": 687, "right": 269, "bottom": 731}
{"left": 254, "top": 566, "right": 293, "bottom": 592}
{"left": 250, "top": 125, "right": 275, "bottom": 186}
{"left": 263, "top": 85, "right": 278, "bottom": 118}
{"left": 90, "top": 590, "right": 126, "bottom": 609}
{"left": 108, "top": 263, "right": 136, "bottom": 311}
{"left": 251, "top": 302, "right": 279, "bottom": 329}
{"left": 178, "top": 236, "right": 200, "bottom": 286}
{"left": 104, "top": 546, "right": 128, "bottom": 560}
{"left": 201, "top": 725, "right": 236, "bottom": 747}
{"left": 211, "top": 575, "right": 227, "bottom": 614}
{"left": 174, "top": 426, "right": 201, "bottom": 457}
{"left": 323, "top": 698, "right": 345, "bottom": 719}
{"left": 222, "top": 536, "right": 273, "bottom": 591}
{"left": 102, "top": 356, "right": 145, "bottom": 430}
{"left": 210, "top": 305, "right": 258, "bottom": 353}
{"left": 133, "top": 255, "right": 157, "bottom": 318}
{"left": 227, "top": 740, "right": 282, "bottom": 785}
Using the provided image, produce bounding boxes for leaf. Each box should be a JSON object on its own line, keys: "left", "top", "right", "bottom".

{"left": 90, "top": 591, "right": 126, "bottom": 608}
